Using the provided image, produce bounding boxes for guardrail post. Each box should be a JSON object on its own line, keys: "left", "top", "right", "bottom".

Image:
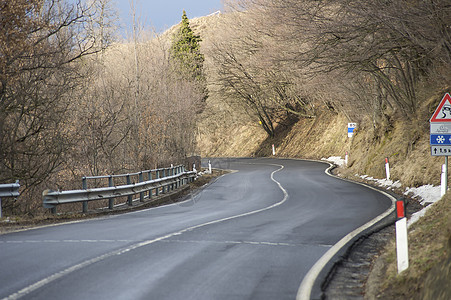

{"left": 82, "top": 177, "right": 88, "bottom": 213}
{"left": 170, "top": 168, "right": 173, "bottom": 191}
{"left": 169, "top": 168, "right": 173, "bottom": 191}
{"left": 156, "top": 170, "right": 160, "bottom": 196}
{"left": 179, "top": 166, "right": 182, "bottom": 187}
{"left": 139, "top": 172, "right": 144, "bottom": 202}
{"left": 176, "top": 166, "right": 180, "bottom": 188}
{"left": 166, "top": 168, "right": 170, "bottom": 192}
{"left": 162, "top": 169, "right": 166, "bottom": 193}
{"left": 167, "top": 168, "right": 171, "bottom": 192}
{"left": 108, "top": 176, "right": 114, "bottom": 209}
{"left": 148, "top": 171, "right": 152, "bottom": 199}
{"left": 126, "top": 174, "right": 132, "bottom": 206}
{"left": 171, "top": 167, "right": 174, "bottom": 191}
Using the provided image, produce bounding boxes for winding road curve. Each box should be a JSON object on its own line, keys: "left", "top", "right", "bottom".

{"left": 0, "top": 158, "right": 392, "bottom": 300}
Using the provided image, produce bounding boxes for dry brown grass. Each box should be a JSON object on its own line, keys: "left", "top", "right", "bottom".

{"left": 367, "top": 194, "right": 451, "bottom": 300}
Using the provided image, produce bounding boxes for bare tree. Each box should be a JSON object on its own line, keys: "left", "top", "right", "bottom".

{"left": 207, "top": 4, "right": 317, "bottom": 137}
{"left": 253, "top": 0, "right": 451, "bottom": 120}
{"left": 0, "top": 0, "right": 106, "bottom": 185}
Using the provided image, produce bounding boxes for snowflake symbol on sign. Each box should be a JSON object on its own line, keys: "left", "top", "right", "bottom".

{"left": 437, "top": 136, "right": 445, "bottom": 143}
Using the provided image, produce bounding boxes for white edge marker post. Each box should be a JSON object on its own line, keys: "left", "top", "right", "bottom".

{"left": 208, "top": 160, "right": 212, "bottom": 174}
{"left": 396, "top": 200, "right": 409, "bottom": 273}
{"left": 345, "top": 151, "right": 348, "bottom": 167}
{"left": 441, "top": 156, "right": 448, "bottom": 197}
{"left": 272, "top": 144, "right": 276, "bottom": 156}
{"left": 385, "top": 157, "right": 390, "bottom": 180}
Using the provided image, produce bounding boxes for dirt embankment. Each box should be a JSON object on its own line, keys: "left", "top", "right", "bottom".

{"left": 200, "top": 105, "right": 443, "bottom": 187}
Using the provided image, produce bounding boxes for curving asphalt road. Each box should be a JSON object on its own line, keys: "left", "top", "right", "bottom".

{"left": 0, "top": 158, "right": 392, "bottom": 300}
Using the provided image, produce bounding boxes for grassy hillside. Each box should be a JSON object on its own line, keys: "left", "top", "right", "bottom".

{"left": 189, "top": 11, "right": 447, "bottom": 187}
{"left": 367, "top": 194, "right": 451, "bottom": 300}
{"left": 198, "top": 97, "right": 446, "bottom": 187}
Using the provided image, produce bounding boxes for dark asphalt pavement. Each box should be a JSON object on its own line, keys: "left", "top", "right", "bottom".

{"left": 0, "top": 158, "right": 392, "bottom": 300}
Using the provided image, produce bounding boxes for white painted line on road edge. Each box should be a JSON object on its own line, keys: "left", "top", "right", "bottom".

{"left": 296, "top": 162, "right": 396, "bottom": 300}
{"left": 2, "top": 163, "right": 289, "bottom": 300}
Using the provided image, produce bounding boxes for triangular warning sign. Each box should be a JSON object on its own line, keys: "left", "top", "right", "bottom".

{"left": 430, "top": 93, "right": 451, "bottom": 122}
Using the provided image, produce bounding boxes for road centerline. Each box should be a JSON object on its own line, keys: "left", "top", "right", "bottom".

{"left": 2, "top": 163, "right": 289, "bottom": 300}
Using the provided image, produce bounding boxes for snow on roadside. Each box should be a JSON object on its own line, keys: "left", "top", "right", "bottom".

{"left": 358, "top": 175, "right": 402, "bottom": 189}
{"left": 321, "top": 156, "right": 346, "bottom": 167}
{"left": 404, "top": 185, "right": 441, "bottom": 227}
{"left": 322, "top": 156, "right": 443, "bottom": 227}
{"left": 404, "top": 185, "right": 441, "bottom": 206}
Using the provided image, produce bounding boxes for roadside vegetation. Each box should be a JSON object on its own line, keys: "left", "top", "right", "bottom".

{"left": 367, "top": 194, "right": 450, "bottom": 300}
{"left": 1, "top": 0, "right": 205, "bottom": 216}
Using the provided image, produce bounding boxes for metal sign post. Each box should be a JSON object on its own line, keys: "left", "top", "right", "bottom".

{"left": 442, "top": 156, "right": 448, "bottom": 196}
{"left": 347, "top": 123, "right": 357, "bottom": 138}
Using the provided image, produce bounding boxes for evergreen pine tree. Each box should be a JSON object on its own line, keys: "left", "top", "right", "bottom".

{"left": 170, "top": 10, "right": 205, "bottom": 84}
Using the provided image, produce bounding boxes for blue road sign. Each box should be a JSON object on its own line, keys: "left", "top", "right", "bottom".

{"left": 430, "top": 134, "right": 451, "bottom": 145}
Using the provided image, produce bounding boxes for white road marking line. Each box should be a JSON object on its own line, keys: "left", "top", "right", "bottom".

{"left": 161, "top": 239, "right": 331, "bottom": 248}
{"left": 1, "top": 239, "right": 134, "bottom": 244}
{"left": 2, "top": 163, "right": 289, "bottom": 300}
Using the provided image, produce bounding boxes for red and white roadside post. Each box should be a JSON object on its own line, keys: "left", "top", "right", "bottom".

{"left": 385, "top": 158, "right": 390, "bottom": 180}
{"left": 272, "top": 144, "right": 276, "bottom": 156}
{"left": 395, "top": 200, "right": 409, "bottom": 273}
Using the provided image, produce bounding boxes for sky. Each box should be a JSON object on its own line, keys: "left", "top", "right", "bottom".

{"left": 113, "top": 0, "right": 224, "bottom": 35}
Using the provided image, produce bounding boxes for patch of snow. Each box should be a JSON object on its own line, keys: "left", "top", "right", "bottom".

{"left": 322, "top": 156, "right": 346, "bottom": 167}
{"left": 356, "top": 174, "right": 402, "bottom": 189}
{"left": 403, "top": 185, "right": 441, "bottom": 206}
{"left": 403, "top": 185, "right": 441, "bottom": 227}
{"left": 407, "top": 205, "right": 434, "bottom": 227}
{"left": 324, "top": 155, "right": 443, "bottom": 227}
{"left": 356, "top": 175, "right": 442, "bottom": 226}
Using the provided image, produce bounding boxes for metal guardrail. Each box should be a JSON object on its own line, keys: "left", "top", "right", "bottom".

{"left": 0, "top": 180, "right": 20, "bottom": 198}
{"left": 0, "top": 180, "right": 20, "bottom": 218}
{"left": 43, "top": 165, "right": 196, "bottom": 213}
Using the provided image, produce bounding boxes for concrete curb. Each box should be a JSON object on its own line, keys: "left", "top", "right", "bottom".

{"left": 296, "top": 162, "right": 397, "bottom": 300}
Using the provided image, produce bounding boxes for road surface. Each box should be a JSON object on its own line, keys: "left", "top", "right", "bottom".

{"left": 0, "top": 158, "right": 392, "bottom": 300}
